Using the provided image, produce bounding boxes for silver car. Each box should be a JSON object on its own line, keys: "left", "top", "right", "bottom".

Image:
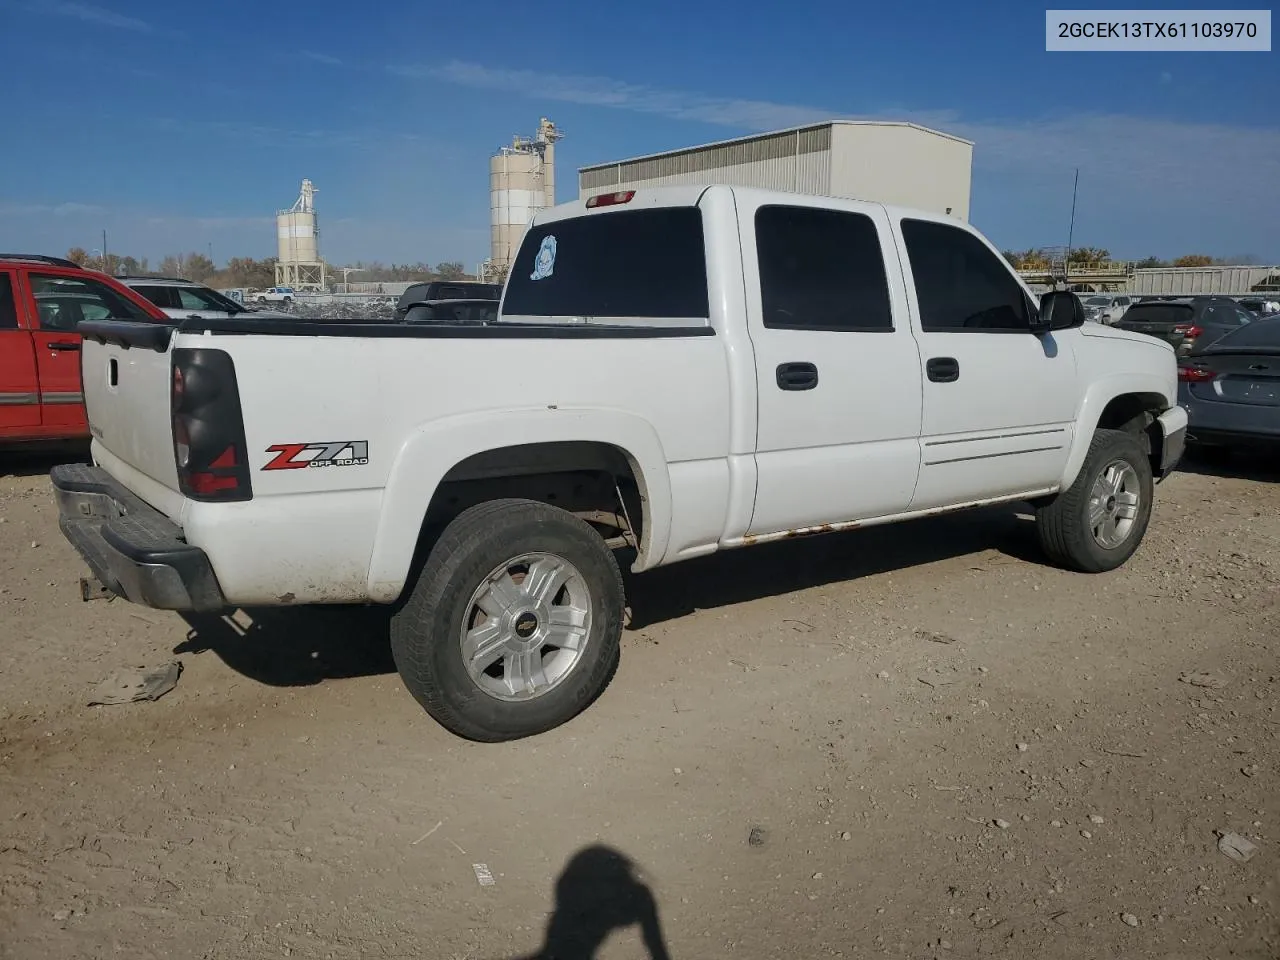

{"left": 121, "top": 277, "right": 293, "bottom": 320}
{"left": 1179, "top": 317, "right": 1280, "bottom": 451}
{"left": 1081, "top": 294, "right": 1135, "bottom": 325}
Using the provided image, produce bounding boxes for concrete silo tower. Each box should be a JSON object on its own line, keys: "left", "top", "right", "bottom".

{"left": 487, "top": 118, "right": 562, "bottom": 279}
{"left": 275, "top": 178, "right": 327, "bottom": 289}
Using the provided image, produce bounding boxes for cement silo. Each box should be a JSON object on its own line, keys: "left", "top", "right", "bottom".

{"left": 488, "top": 118, "right": 562, "bottom": 277}
{"left": 274, "top": 178, "right": 327, "bottom": 289}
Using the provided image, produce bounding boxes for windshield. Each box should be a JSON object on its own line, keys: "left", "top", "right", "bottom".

{"left": 1084, "top": 296, "right": 1111, "bottom": 305}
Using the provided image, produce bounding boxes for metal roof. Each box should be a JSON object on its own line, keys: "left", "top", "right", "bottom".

{"left": 578, "top": 120, "right": 973, "bottom": 173}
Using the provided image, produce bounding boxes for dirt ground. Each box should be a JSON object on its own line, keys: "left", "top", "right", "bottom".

{"left": 2, "top": 449, "right": 1278, "bottom": 960}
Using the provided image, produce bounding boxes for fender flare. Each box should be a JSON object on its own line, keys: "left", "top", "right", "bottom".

{"left": 365, "top": 406, "right": 672, "bottom": 602}
{"left": 1058, "top": 372, "right": 1173, "bottom": 490}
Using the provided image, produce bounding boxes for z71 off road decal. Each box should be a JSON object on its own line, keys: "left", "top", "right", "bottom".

{"left": 263, "top": 441, "right": 369, "bottom": 470}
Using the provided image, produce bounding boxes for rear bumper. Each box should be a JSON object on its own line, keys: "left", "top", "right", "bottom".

{"left": 1179, "top": 386, "right": 1280, "bottom": 447}
{"left": 51, "top": 463, "right": 226, "bottom": 611}
{"left": 1156, "top": 405, "right": 1188, "bottom": 480}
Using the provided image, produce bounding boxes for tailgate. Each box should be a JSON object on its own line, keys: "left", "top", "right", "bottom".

{"left": 1116, "top": 320, "right": 1181, "bottom": 346}
{"left": 79, "top": 321, "right": 181, "bottom": 497}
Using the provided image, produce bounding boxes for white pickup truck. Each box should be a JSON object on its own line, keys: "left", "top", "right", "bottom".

{"left": 254, "top": 286, "right": 296, "bottom": 303}
{"left": 54, "top": 185, "right": 1187, "bottom": 742}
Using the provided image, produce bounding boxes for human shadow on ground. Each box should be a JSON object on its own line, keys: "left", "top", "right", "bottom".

{"left": 623, "top": 504, "right": 1043, "bottom": 630}
{"left": 511, "top": 845, "right": 672, "bottom": 960}
{"left": 175, "top": 605, "right": 395, "bottom": 687}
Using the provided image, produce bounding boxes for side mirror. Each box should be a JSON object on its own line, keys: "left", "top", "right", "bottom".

{"left": 1036, "top": 291, "right": 1084, "bottom": 333}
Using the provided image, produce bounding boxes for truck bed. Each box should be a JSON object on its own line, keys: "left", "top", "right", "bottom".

{"left": 76, "top": 315, "right": 732, "bottom": 606}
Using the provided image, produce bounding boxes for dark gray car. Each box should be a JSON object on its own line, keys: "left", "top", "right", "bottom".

{"left": 1178, "top": 317, "right": 1280, "bottom": 451}
{"left": 394, "top": 281, "right": 500, "bottom": 320}
{"left": 1116, "top": 296, "right": 1254, "bottom": 356}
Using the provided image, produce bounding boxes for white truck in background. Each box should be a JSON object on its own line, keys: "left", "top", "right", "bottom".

{"left": 55, "top": 185, "right": 1187, "bottom": 742}
{"left": 254, "top": 286, "right": 296, "bottom": 303}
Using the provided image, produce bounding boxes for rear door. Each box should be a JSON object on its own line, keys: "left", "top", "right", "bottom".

{"left": 740, "top": 197, "right": 924, "bottom": 535}
{"left": 0, "top": 269, "right": 40, "bottom": 429}
{"left": 24, "top": 271, "right": 155, "bottom": 431}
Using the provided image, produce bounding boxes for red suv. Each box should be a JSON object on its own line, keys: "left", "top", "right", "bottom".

{"left": 1, "top": 254, "right": 169, "bottom": 447}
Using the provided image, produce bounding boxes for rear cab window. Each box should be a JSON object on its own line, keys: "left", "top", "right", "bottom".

{"left": 131, "top": 285, "right": 180, "bottom": 309}
{"left": 1124, "top": 303, "right": 1193, "bottom": 325}
{"left": 503, "top": 207, "right": 709, "bottom": 320}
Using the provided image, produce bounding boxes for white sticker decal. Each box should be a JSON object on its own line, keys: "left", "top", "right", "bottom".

{"left": 530, "top": 235, "right": 557, "bottom": 281}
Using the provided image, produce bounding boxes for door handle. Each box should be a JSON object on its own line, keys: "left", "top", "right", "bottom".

{"left": 776, "top": 361, "right": 818, "bottom": 391}
{"left": 926, "top": 357, "right": 959, "bottom": 383}
{"left": 48, "top": 341, "right": 81, "bottom": 352}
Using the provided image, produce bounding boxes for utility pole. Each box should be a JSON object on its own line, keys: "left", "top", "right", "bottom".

{"left": 1064, "top": 168, "right": 1079, "bottom": 289}
{"left": 102, "top": 229, "right": 108, "bottom": 271}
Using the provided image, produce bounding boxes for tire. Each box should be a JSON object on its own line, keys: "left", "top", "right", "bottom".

{"left": 256, "top": 296, "right": 266, "bottom": 303}
{"left": 390, "top": 498, "right": 624, "bottom": 742}
{"left": 1035, "top": 428, "right": 1153, "bottom": 573}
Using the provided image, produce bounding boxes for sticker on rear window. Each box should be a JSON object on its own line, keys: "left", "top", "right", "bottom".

{"left": 530, "top": 235, "right": 557, "bottom": 281}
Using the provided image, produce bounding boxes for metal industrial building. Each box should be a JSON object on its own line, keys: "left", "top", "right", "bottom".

{"left": 1127, "top": 264, "right": 1280, "bottom": 296}
{"left": 578, "top": 121, "right": 973, "bottom": 219}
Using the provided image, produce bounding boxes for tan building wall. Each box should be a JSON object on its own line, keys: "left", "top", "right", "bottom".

{"left": 578, "top": 121, "right": 972, "bottom": 220}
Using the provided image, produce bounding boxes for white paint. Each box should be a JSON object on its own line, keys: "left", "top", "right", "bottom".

{"left": 80, "top": 184, "right": 1183, "bottom": 609}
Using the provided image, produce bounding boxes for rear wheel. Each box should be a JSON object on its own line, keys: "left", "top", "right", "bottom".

{"left": 390, "top": 499, "right": 624, "bottom": 742}
{"left": 1036, "top": 429, "right": 1153, "bottom": 572}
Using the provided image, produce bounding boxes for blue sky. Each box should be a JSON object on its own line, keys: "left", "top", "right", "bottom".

{"left": 0, "top": 0, "right": 1276, "bottom": 268}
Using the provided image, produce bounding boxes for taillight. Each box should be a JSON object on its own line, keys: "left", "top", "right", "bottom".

{"left": 171, "top": 348, "right": 252, "bottom": 502}
{"left": 586, "top": 190, "right": 636, "bottom": 208}
{"left": 1173, "top": 324, "right": 1204, "bottom": 338}
{"left": 1178, "top": 366, "right": 1215, "bottom": 382}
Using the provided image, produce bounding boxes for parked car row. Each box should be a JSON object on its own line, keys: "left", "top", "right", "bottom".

{"left": 1066, "top": 290, "right": 1280, "bottom": 455}
{"left": 1, "top": 254, "right": 168, "bottom": 446}
{"left": 0, "top": 257, "right": 509, "bottom": 448}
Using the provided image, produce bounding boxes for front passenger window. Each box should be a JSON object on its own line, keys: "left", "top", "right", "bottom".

{"left": 901, "top": 219, "right": 1030, "bottom": 332}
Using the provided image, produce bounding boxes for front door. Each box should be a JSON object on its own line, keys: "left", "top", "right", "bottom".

{"left": 892, "top": 216, "right": 1079, "bottom": 510}
{"left": 0, "top": 270, "right": 39, "bottom": 430}
{"left": 24, "top": 271, "right": 152, "bottom": 432}
{"left": 742, "top": 197, "right": 924, "bottom": 536}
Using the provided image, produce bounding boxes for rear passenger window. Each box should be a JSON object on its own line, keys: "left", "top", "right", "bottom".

{"left": 755, "top": 205, "right": 892, "bottom": 331}
{"left": 133, "top": 285, "right": 179, "bottom": 309}
{"left": 503, "top": 208, "right": 709, "bottom": 320}
{"left": 902, "top": 219, "right": 1030, "bottom": 332}
{"left": 0, "top": 274, "right": 17, "bottom": 329}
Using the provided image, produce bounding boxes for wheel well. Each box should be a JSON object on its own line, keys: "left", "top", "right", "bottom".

{"left": 418, "top": 441, "right": 646, "bottom": 558}
{"left": 1096, "top": 392, "right": 1167, "bottom": 467}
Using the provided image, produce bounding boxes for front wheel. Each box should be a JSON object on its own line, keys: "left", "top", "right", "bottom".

{"left": 1035, "top": 428, "right": 1153, "bottom": 572}
{"left": 390, "top": 499, "right": 624, "bottom": 742}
